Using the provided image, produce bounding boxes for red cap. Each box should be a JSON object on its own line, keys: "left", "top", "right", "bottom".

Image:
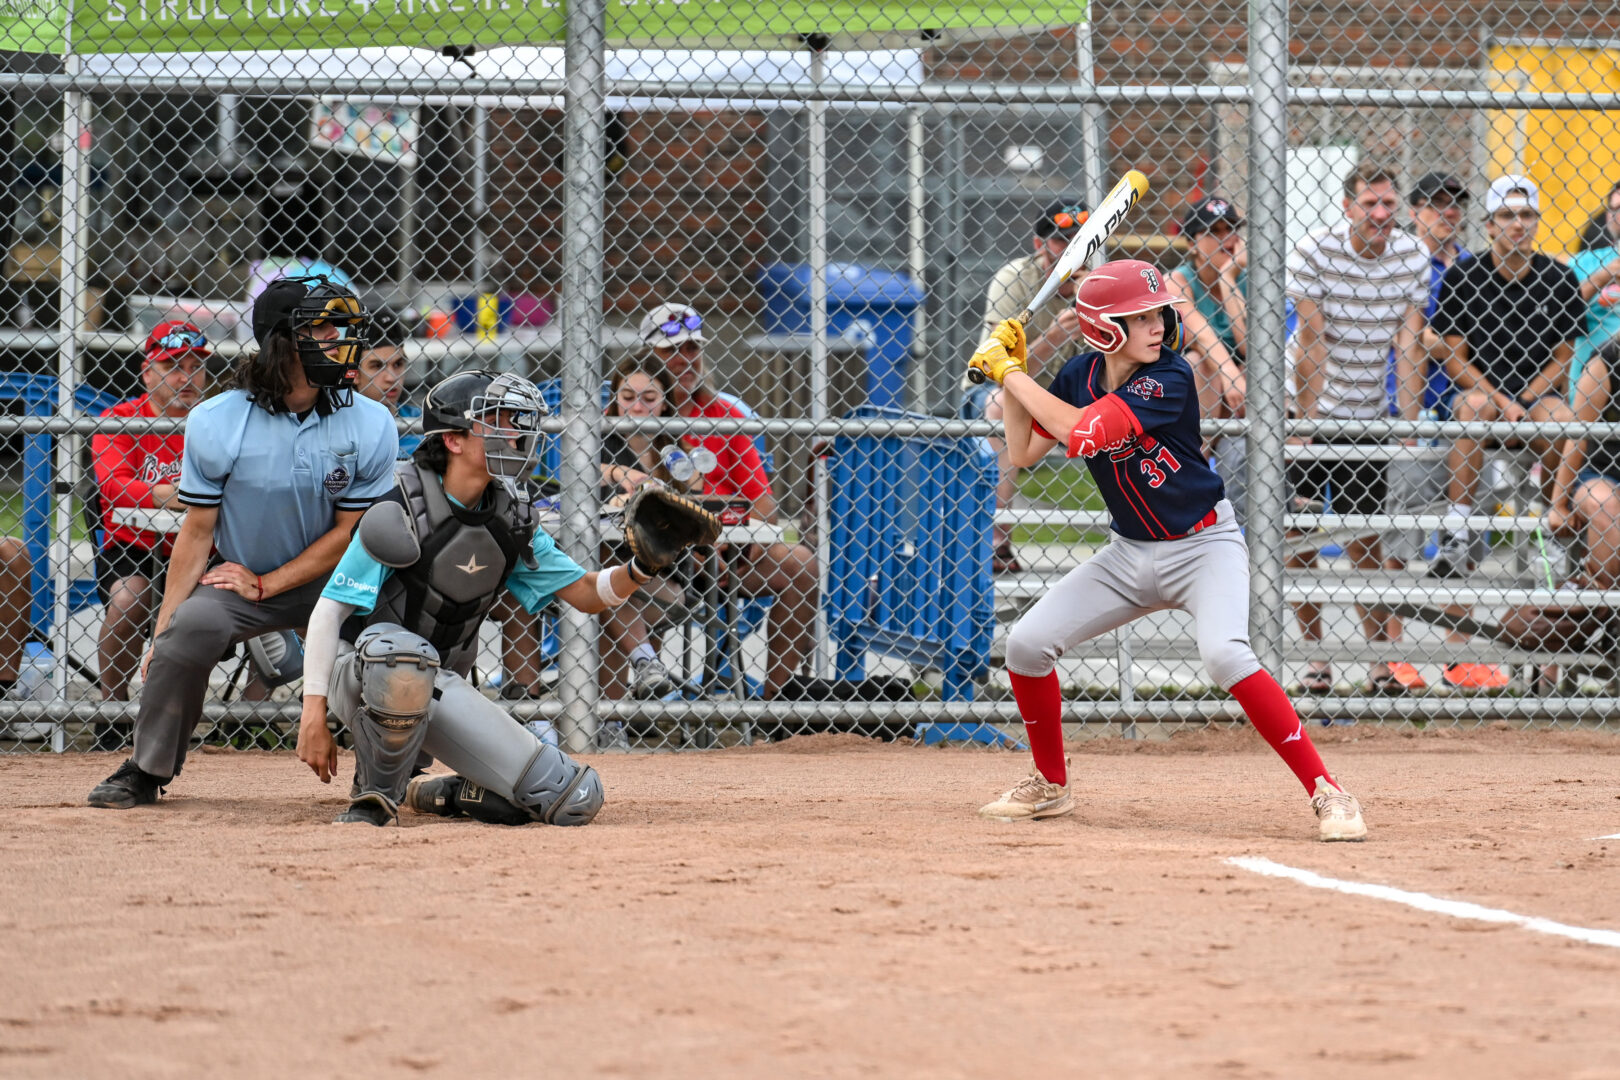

{"left": 144, "top": 321, "right": 211, "bottom": 364}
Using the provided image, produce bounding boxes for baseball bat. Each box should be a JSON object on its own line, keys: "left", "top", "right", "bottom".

{"left": 967, "top": 169, "right": 1151, "bottom": 385}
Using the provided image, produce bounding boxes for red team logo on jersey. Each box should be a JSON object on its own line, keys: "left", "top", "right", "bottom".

{"left": 1124, "top": 375, "right": 1165, "bottom": 399}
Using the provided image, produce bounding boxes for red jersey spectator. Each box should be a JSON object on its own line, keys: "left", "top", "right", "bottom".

{"left": 637, "top": 300, "right": 818, "bottom": 700}
{"left": 90, "top": 321, "right": 209, "bottom": 713}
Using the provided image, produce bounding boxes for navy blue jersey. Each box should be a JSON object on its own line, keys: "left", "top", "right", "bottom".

{"left": 1045, "top": 347, "right": 1225, "bottom": 541}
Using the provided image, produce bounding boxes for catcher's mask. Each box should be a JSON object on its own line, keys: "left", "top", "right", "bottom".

{"left": 423, "top": 369, "right": 548, "bottom": 498}
{"left": 252, "top": 275, "right": 371, "bottom": 402}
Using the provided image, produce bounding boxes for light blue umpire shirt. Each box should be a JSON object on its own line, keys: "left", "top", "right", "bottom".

{"left": 177, "top": 389, "right": 399, "bottom": 574}
{"left": 321, "top": 485, "right": 586, "bottom": 616}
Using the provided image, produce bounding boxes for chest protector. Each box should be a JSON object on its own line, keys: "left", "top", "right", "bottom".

{"left": 367, "top": 465, "right": 534, "bottom": 671}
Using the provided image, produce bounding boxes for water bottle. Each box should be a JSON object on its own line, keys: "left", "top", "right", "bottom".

{"left": 8, "top": 643, "right": 54, "bottom": 703}
{"left": 662, "top": 446, "right": 696, "bottom": 483}
{"left": 5, "top": 643, "right": 56, "bottom": 741}
{"left": 524, "top": 718, "right": 559, "bottom": 747}
{"left": 689, "top": 447, "right": 719, "bottom": 476}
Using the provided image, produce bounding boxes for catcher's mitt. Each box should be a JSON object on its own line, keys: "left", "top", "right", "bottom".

{"left": 623, "top": 486, "right": 723, "bottom": 572}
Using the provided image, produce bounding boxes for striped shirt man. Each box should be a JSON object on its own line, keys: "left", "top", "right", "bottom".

{"left": 1287, "top": 221, "right": 1430, "bottom": 420}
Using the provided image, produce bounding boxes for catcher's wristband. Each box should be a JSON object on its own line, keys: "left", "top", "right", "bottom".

{"left": 627, "top": 555, "right": 657, "bottom": 584}
{"left": 596, "top": 565, "right": 634, "bottom": 607}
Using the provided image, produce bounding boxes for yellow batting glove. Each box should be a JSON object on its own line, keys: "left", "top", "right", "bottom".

{"left": 968, "top": 319, "right": 1029, "bottom": 385}
{"left": 991, "top": 318, "right": 1027, "bottom": 364}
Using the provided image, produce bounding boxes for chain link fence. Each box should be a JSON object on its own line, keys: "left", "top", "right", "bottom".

{"left": 2, "top": 0, "right": 1620, "bottom": 754}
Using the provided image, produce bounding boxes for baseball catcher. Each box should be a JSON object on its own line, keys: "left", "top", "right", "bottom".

{"left": 295, "top": 369, "right": 717, "bottom": 827}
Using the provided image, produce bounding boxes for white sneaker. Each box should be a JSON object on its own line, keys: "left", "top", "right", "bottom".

{"left": 978, "top": 772, "right": 1073, "bottom": 822}
{"left": 629, "top": 656, "right": 681, "bottom": 700}
{"left": 1310, "top": 777, "right": 1367, "bottom": 842}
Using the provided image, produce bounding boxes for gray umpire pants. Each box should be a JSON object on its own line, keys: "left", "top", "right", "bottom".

{"left": 132, "top": 579, "right": 326, "bottom": 780}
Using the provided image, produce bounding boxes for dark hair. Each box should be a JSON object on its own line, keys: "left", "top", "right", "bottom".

{"left": 231, "top": 329, "right": 302, "bottom": 415}
{"left": 1344, "top": 161, "right": 1400, "bottom": 200}
{"left": 368, "top": 307, "right": 413, "bottom": 350}
{"left": 412, "top": 433, "right": 450, "bottom": 474}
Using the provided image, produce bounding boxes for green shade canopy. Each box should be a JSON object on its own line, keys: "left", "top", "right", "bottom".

{"left": 2, "top": 0, "right": 1084, "bottom": 54}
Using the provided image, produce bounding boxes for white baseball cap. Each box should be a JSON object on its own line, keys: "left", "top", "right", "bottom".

{"left": 638, "top": 301, "right": 704, "bottom": 347}
{"left": 1485, "top": 175, "right": 1541, "bottom": 215}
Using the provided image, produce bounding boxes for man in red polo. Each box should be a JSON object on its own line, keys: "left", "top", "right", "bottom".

{"left": 91, "top": 321, "right": 209, "bottom": 722}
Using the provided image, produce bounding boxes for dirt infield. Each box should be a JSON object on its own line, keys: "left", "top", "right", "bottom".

{"left": 3, "top": 727, "right": 1620, "bottom": 1079}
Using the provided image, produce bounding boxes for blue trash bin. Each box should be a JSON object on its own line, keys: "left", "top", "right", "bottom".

{"left": 756, "top": 263, "right": 924, "bottom": 410}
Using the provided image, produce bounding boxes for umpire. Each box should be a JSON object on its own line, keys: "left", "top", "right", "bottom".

{"left": 88, "top": 276, "right": 399, "bottom": 809}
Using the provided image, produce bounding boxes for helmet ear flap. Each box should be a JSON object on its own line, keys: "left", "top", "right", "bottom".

{"left": 1161, "top": 306, "right": 1183, "bottom": 353}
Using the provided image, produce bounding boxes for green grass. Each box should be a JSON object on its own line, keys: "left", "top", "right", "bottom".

{"left": 1013, "top": 459, "right": 1111, "bottom": 546}
{"left": 0, "top": 498, "right": 92, "bottom": 544}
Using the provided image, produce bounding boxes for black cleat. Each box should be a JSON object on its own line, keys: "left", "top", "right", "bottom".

{"left": 87, "top": 758, "right": 165, "bottom": 809}
{"left": 403, "top": 774, "right": 464, "bottom": 818}
{"left": 334, "top": 792, "right": 396, "bottom": 826}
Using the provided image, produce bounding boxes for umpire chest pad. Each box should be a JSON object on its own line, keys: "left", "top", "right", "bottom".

{"left": 369, "top": 464, "right": 530, "bottom": 656}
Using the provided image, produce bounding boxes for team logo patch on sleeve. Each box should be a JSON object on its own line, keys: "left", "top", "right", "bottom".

{"left": 323, "top": 465, "right": 351, "bottom": 494}
{"left": 1124, "top": 375, "right": 1165, "bottom": 399}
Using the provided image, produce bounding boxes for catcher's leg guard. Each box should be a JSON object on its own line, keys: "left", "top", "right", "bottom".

{"left": 344, "top": 625, "right": 441, "bottom": 819}
{"left": 423, "top": 675, "right": 605, "bottom": 826}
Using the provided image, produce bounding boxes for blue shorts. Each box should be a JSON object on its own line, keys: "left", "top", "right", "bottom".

{"left": 1575, "top": 468, "right": 1620, "bottom": 492}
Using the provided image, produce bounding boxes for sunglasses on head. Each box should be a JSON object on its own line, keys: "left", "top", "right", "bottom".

{"left": 1051, "top": 206, "right": 1089, "bottom": 231}
{"left": 657, "top": 312, "right": 702, "bottom": 337}
{"left": 154, "top": 329, "right": 206, "bottom": 350}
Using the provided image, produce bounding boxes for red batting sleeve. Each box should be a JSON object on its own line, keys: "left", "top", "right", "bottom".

{"left": 1030, "top": 419, "right": 1055, "bottom": 441}
{"left": 1066, "top": 394, "right": 1143, "bottom": 459}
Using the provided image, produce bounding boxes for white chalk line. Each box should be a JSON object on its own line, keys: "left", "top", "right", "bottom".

{"left": 1594, "top": 833, "right": 1620, "bottom": 841}
{"left": 1226, "top": 856, "right": 1620, "bottom": 950}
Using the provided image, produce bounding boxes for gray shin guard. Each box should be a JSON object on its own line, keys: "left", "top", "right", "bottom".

{"left": 350, "top": 626, "right": 441, "bottom": 806}
{"left": 422, "top": 676, "right": 605, "bottom": 826}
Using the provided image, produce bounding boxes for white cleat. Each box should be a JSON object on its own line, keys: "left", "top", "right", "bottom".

{"left": 978, "top": 772, "right": 1073, "bottom": 822}
{"left": 1311, "top": 777, "right": 1368, "bottom": 842}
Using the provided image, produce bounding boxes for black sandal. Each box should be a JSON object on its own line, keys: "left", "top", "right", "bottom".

{"left": 1300, "top": 665, "right": 1333, "bottom": 695}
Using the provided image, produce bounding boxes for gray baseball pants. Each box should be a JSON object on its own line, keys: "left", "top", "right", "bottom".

{"left": 1003, "top": 500, "right": 1262, "bottom": 690}
{"left": 132, "top": 579, "right": 325, "bottom": 780}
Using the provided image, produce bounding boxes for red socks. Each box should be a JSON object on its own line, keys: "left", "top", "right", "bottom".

{"left": 1229, "top": 670, "right": 1337, "bottom": 794}
{"left": 1009, "top": 671, "right": 1066, "bottom": 786}
{"left": 1009, "top": 668, "right": 1335, "bottom": 796}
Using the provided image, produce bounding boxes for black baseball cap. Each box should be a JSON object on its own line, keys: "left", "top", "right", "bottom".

{"left": 251, "top": 278, "right": 316, "bottom": 346}
{"left": 1182, "top": 197, "right": 1244, "bottom": 236}
{"left": 1409, "top": 172, "right": 1468, "bottom": 205}
{"left": 1034, "top": 198, "right": 1088, "bottom": 239}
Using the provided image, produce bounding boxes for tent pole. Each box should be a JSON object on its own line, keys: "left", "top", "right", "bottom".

{"left": 808, "top": 42, "right": 831, "bottom": 680}
{"left": 558, "top": 0, "right": 607, "bottom": 750}
{"left": 906, "top": 105, "right": 926, "bottom": 411}
{"left": 52, "top": 44, "right": 87, "bottom": 749}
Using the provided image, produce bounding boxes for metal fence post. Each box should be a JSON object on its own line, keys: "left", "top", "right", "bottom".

{"left": 558, "top": 0, "right": 607, "bottom": 752}
{"left": 1245, "top": 0, "right": 1289, "bottom": 675}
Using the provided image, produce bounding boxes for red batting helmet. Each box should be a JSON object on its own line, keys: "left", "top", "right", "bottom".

{"left": 1074, "top": 259, "right": 1185, "bottom": 354}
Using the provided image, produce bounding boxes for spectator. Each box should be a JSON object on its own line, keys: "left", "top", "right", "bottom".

{"left": 1383, "top": 174, "right": 1506, "bottom": 690}
{"left": 1167, "top": 197, "right": 1249, "bottom": 507}
{"left": 1427, "top": 175, "right": 1582, "bottom": 580}
{"left": 0, "top": 540, "right": 34, "bottom": 709}
{"left": 1545, "top": 340, "right": 1620, "bottom": 588}
{"left": 1287, "top": 161, "right": 1429, "bottom": 694}
{"left": 965, "top": 199, "right": 1090, "bottom": 572}
{"left": 596, "top": 355, "right": 690, "bottom": 701}
{"left": 641, "top": 300, "right": 817, "bottom": 700}
{"left": 1566, "top": 181, "right": 1620, "bottom": 389}
{"left": 90, "top": 322, "right": 209, "bottom": 729}
{"left": 354, "top": 306, "right": 423, "bottom": 457}
{"left": 1169, "top": 197, "right": 1248, "bottom": 421}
